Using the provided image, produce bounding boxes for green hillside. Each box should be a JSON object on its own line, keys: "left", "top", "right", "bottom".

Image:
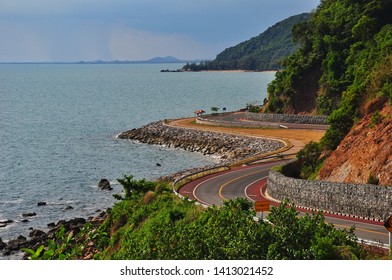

{"left": 183, "top": 13, "right": 311, "bottom": 71}
{"left": 266, "top": 0, "right": 392, "bottom": 178}
{"left": 267, "top": 0, "right": 392, "bottom": 115}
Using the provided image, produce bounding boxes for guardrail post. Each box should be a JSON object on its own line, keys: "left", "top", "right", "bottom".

{"left": 389, "top": 232, "right": 392, "bottom": 256}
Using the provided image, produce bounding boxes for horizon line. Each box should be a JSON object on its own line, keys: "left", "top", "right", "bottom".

{"left": 0, "top": 57, "right": 211, "bottom": 65}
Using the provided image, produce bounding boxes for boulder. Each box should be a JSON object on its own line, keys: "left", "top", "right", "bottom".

{"left": 22, "top": 212, "right": 36, "bottom": 217}
{"left": 29, "top": 229, "right": 47, "bottom": 238}
{"left": 98, "top": 178, "right": 112, "bottom": 190}
{"left": 0, "top": 220, "right": 13, "bottom": 228}
{"left": 0, "top": 238, "right": 6, "bottom": 250}
{"left": 6, "top": 236, "right": 28, "bottom": 251}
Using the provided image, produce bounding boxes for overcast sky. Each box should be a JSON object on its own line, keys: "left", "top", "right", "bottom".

{"left": 0, "top": 0, "right": 320, "bottom": 62}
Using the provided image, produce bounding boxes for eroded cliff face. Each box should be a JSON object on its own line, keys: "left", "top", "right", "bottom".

{"left": 318, "top": 103, "right": 392, "bottom": 186}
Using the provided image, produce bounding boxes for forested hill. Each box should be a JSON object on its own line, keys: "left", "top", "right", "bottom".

{"left": 266, "top": 0, "right": 392, "bottom": 185}
{"left": 267, "top": 0, "right": 392, "bottom": 116}
{"left": 182, "top": 13, "right": 311, "bottom": 71}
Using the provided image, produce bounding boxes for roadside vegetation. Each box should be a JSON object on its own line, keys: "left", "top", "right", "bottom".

{"left": 24, "top": 177, "right": 383, "bottom": 260}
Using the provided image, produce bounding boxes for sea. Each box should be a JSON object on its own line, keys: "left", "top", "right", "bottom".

{"left": 0, "top": 63, "right": 275, "bottom": 258}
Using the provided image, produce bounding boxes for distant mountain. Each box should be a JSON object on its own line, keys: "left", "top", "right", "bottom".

{"left": 76, "top": 56, "right": 201, "bottom": 64}
{"left": 183, "top": 13, "right": 311, "bottom": 71}
{"left": 147, "top": 56, "right": 181, "bottom": 63}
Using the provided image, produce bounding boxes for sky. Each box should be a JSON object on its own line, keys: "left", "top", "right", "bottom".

{"left": 0, "top": 0, "right": 320, "bottom": 62}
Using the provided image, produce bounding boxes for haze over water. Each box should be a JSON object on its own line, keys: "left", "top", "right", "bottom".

{"left": 0, "top": 63, "right": 275, "bottom": 256}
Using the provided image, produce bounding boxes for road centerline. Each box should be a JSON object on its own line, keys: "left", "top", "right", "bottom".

{"left": 218, "top": 168, "right": 270, "bottom": 201}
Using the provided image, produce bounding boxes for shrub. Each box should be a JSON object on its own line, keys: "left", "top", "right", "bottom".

{"left": 297, "top": 141, "right": 322, "bottom": 179}
{"left": 370, "top": 110, "right": 382, "bottom": 128}
{"left": 367, "top": 174, "right": 380, "bottom": 185}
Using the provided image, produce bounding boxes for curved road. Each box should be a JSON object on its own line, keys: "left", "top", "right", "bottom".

{"left": 179, "top": 160, "right": 389, "bottom": 247}
{"left": 175, "top": 113, "right": 389, "bottom": 247}
{"left": 191, "top": 162, "right": 279, "bottom": 206}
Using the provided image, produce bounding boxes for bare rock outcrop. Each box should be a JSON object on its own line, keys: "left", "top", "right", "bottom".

{"left": 318, "top": 103, "right": 392, "bottom": 186}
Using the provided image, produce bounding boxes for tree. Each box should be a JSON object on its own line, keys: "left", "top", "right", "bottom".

{"left": 266, "top": 200, "right": 365, "bottom": 260}
{"left": 113, "top": 175, "right": 156, "bottom": 200}
{"left": 297, "top": 141, "right": 322, "bottom": 178}
{"left": 211, "top": 107, "right": 220, "bottom": 115}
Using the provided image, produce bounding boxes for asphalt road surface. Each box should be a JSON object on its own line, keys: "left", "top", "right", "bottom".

{"left": 179, "top": 160, "right": 390, "bottom": 247}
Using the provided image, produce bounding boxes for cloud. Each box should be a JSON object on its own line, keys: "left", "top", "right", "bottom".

{"left": 0, "top": 0, "right": 320, "bottom": 61}
{"left": 0, "top": 18, "right": 113, "bottom": 62}
{"left": 108, "top": 26, "right": 216, "bottom": 60}
{"left": 0, "top": 22, "right": 50, "bottom": 62}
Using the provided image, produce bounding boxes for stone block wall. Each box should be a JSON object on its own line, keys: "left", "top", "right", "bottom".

{"left": 245, "top": 112, "right": 328, "bottom": 125}
{"left": 268, "top": 170, "right": 392, "bottom": 221}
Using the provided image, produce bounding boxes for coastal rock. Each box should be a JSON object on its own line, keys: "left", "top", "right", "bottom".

{"left": 5, "top": 211, "right": 108, "bottom": 258}
{"left": 22, "top": 212, "right": 36, "bottom": 217}
{"left": 6, "top": 236, "right": 28, "bottom": 252}
{"left": 50, "top": 217, "right": 87, "bottom": 234}
{"left": 0, "top": 238, "right": 6, "bottom": 250}
{"left": 17, "top": 235, "right": 27, "bottom": 241}
{"left": 98, "top": 179, "right": 112, "bottom": 191}
{"left": 29, "top": 229, "right": 46, "bottom": 238}
{"left": 0, "top": 219, "right": 13, "bottom": 228}
{"left": 27, "top": 229, "right": 48, "bottom": 250}
{"left": 47, "top": 222, "right": 56, "bottom": 228}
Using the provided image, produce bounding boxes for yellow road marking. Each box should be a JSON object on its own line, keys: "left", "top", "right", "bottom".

{"left": 218, "top": 168, "right": 269, "bottom": 200}
{"left": 334, "top": 223, "right": 388, "bottom": 236}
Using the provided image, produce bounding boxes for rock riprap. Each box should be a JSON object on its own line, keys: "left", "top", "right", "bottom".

{"left": 117, "top": 121, "right": 284, "bottom": 163}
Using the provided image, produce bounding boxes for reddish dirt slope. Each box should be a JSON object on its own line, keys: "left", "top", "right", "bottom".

{"left": 318, "top": 103, "right": 392, "bottom": 186}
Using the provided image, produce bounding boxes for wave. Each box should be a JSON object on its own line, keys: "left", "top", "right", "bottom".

{"left": 0, "top": 198, "right": 24, "bottom": 205}
{"left": 46, "top": 200, "right": 76, "bottom": 205}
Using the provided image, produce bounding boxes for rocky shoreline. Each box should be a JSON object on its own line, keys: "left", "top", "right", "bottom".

{"left": 117, "top": 121, "right": 284, "bottom": 165}
{"left": 1, "top": 120, "right": 285, "bottom": 259}
{"left": 0, "top": 211, "right": 108, "bottom": 259}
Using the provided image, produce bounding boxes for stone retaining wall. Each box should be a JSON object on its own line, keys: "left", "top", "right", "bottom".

{"left": 245, "top": 112, "right": 328, "bottom": 125}
{"left": 267, "top": 169, "right": 392, "bottom": 221}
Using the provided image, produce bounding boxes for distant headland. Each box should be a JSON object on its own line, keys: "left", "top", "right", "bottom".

{"left": 0, "top": 56, "right": 204, "bottom": 65}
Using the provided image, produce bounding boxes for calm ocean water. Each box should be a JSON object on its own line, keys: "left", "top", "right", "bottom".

{"left": 0, "top": 63, "right": 275, "bottom": 255}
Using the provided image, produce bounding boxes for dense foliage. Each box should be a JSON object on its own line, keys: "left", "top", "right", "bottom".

{"left": 98, "top": 179, "right": 368, "bottom": 260}
{"left": 266, "top": 0, "right": 392, "bottom": 177}
{"left": 182, "top": 13, "right": 310, "bottom": 71}
{"left": 25, "top": 178, "right": 370, "bottom": 260}
{"left": 268, "top": 0, "right": 392, "bottom": 115}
